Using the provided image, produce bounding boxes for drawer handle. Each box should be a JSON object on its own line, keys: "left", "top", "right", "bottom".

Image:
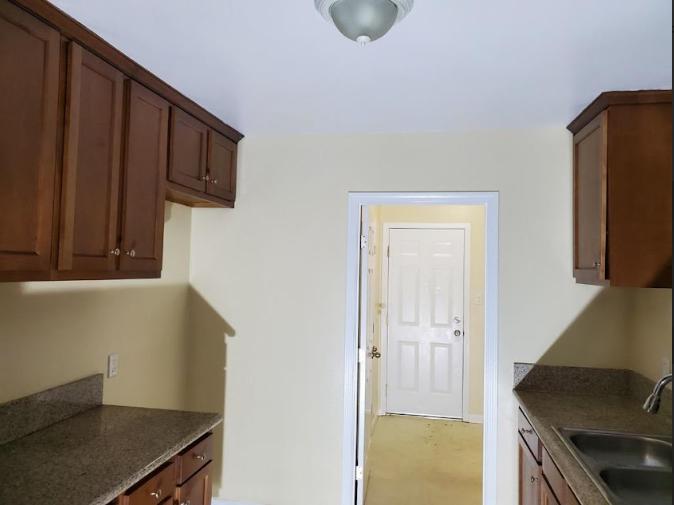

{"left": 530, "top": 475, "right": 539, "bottom": 484}
{"left": 124, "top": 249, "right": 136, "bottom": 258}
{"left": 109, "top": 248, "right": 121, "bottom": 256}
{"left": 180, "top": 501, "right": 191, "bottom": 505}
{"left": 150, "top": 489, "right": 162, "bottom": 500}
{"left": 194, "top": 453, "right": 207, "bottom": 461}
{"left": 520, "top": 427, "right": 534, "bottom": 435}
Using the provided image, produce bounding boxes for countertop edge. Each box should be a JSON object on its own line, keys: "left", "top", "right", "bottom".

{"left": 91, "top": 414, "right": 223, "bottom": 505}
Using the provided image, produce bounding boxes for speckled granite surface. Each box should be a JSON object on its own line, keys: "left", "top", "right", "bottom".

{"left": 0, "top": 374, "right": 103, "bottom": 445}
{"left": 514, "top": 364, "right": 672, "bottom": 505}
{"left": 0, "top": 405, "right": 222, "bottom": 505}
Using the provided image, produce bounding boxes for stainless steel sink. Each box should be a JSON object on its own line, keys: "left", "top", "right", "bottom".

{"left": 556, "top": 428, "right": 673, "bottom": 505}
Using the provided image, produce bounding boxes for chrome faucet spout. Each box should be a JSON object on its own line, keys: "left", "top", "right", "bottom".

{"left": 643, "top": 373, "right": 672, "bottom": 414}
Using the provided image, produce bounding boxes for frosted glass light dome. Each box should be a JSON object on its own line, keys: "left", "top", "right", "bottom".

{"left": 315, "top": 0, "right": 414, "bottom": 44}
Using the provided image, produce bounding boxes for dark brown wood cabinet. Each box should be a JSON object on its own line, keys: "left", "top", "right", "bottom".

{"left": 569, "top": 90, "right": 672, "bottom": 288}
{"left": 0, "top": 0, "right": 60, "bottom": 274}
{"left": 0, "top": 0, "right": 242, "bottom": 282}
{"left": 59, "top": 42, "right": 124, "bottom": 273}
{"left": 207, "top": 130, "right": 237, "bottom": 202}
{"left": 119, "top": 81, "right": 169, "bottom": 273}
{"left": 168, "top": 107, "right": 208, "bottom": 192}
{"left": 518, "top": 409, "right": 581, "bottom": 505}
{"left": 166, "top": 108, "right": 237, "bottom": 208}
{"left": 175, "top": 463, "right": 212, "bottom": 505}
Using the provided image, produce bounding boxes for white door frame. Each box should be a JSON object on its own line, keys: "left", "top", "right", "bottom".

{"left": 342, "top": 191, "right": 499, "bottom": 505}
{"left": 379, "top": 223, "right": 471, "bottom": 421}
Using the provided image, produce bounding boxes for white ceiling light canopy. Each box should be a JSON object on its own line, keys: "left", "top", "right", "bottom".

{"left": 315, "top": 0, "right": 414, "bottom": 45}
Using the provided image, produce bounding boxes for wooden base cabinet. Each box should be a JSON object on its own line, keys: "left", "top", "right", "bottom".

{"left": 518, "top": 409, "right": 581, "bottom": 505}
{"left": 569, "top": 90, "right": 672, "bottom": 288}
{"left": 175, "top": 463, "right": 212, "bottom": 505}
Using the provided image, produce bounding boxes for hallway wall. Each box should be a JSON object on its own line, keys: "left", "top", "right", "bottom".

{"left": 189, "top": 128, "right": 630, "bottom": 505}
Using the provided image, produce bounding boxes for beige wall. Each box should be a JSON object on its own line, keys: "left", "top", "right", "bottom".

{"left": 188, "top": 128, "right": 630, "bottom": 505}
{"left": 626, "top": 289, "right": 672, "bottom": 381}
{"left": 0, "top": 202, "right": 192, "bottom": 410}
{"left": 374, "top": 204, "right": 486, "bottom": 418}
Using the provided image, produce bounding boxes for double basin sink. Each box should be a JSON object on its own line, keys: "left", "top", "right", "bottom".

{"left": 556, "top": 428, "right": 672, "bottom": 505}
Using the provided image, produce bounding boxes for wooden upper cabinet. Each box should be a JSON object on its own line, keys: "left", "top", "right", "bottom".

{"left": 569, "top": 90, "right": 672, "bottom": 288}
{"left": 0, "top": 1, "right": 60, "bottom": 273}
{"left": 573, "top": 112, "right": 607, "bottom": 284}
{"left": 168, "top": 107, "right": 208, "bottom": 192}
{"left": 207, "top": 130, "right": 237, "bottom": 202}
{"left": 119, "top": 81, "right": 169, "bottom": 273}
{"left": 59, "top": 43, "right": 124, "bottom": 272}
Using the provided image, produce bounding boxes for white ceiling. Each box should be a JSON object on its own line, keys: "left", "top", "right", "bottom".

{"left": 50, "top": 0, "right": 672, "bottom": 135}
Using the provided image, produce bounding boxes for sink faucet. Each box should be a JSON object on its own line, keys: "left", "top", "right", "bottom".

{"left": 643, "top": 373, "right": 672, "bottom": 414}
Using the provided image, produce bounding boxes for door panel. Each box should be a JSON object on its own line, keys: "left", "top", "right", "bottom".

{"left": 0, "top": 1, "right": 60, "bottom": 272}
{"left": 168, "top": 107, "right": 207, "bottom": 192}
{"left": 206, "top": 130, "right": 236, "bottom": 201}
{"left": 386, "top": 228, "right": 465, "bottom": 418}
{"left": 59, "top": 43, "right": 124, "bottom": 272}
{"left": 573, "top": 112, "right": 607, "bottom": 283}
{"left": 120, "top": 81, "right": 168, "bottom": 273}
{"left": 519, "top": 435, "right": 541, "bottom": 505}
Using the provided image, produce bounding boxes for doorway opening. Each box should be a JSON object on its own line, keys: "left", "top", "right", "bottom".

{"left": 342, "top": 192, "right": 499, "bottom": 505}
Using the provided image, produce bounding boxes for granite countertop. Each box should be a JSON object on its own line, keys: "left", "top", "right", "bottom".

{"left": 514, "top": 364, "right": 672, "bottom": 505}
{"left": 0, "top": 405, "right": 222, "bottom": 505}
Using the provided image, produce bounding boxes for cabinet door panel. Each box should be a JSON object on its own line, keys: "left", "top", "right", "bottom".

{"left": 541, "top": 479, "right": 561, "bottom": 505}
{"left": 120, "top": 81, "right": 168, "bottom": 273}
{"left": 175, "top": 462, "right": 211, "bottom": 505}
{"left": 519, "top": 435, "right": 541, "bottom": 505}
{"left": 169, "top": 107, "right": 207, "bottom": 192}
{"left": 206, "top": 130, "right": 236, "bottom": 201}
{"left": 573, "top": 112, "right": 607, "bottom": 284}
{"left": 59, "top": 43, "right": 124, "bottom": 272}
{"left": 0, "top": 1, "right": 60, "bottom": 272}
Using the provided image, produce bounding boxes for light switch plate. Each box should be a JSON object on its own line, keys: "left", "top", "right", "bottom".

{"left": 107, "top": 353, "right": 119, "bottom": 378}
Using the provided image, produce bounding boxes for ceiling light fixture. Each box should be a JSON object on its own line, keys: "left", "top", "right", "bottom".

{"left": 315, "top": 0, "right": 414, "bottom": 45}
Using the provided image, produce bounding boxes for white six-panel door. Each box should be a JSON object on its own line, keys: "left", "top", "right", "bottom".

{"left": 386, "top": 228, "right": 465, "bottom": 418}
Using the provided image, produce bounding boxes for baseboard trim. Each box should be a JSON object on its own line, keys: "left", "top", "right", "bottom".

{"left": 213, "top": 500, "right": 263, "bottom": 505}
{"left": 463, "top": 414, "right": 484, "bottom": 424}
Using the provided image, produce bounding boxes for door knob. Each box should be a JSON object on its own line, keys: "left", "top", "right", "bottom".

{"left": 369, "top": 346, "right": 382, "bottom": 359}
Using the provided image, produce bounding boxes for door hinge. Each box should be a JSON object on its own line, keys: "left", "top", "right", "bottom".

{"left": 386, "top": 245, "right": 390, "bottom": 257}
{"left": 360, "top": 235, "right": 368, "bottom": 249}
{"left": 356, "top": 466, "right": 364, "bottom": 481}
{"left": 358, "top": 348, "right": 366, "bottom": 363}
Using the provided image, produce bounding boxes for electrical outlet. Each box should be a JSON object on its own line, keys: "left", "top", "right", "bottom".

{"left": 661, "top": 357, "right": 672, "bottom": 376}
{"left": 107, "top": 353, "right": 119, "bottom": 378}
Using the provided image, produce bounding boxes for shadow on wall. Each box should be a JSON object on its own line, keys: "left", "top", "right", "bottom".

{"left": 0, "top": 282, "right": 191, "bottom": 409}
{"left": 536, "top": 288, "right": 632, "bottom": 370}
{"left": 185, "top": 286, "right": 235, "bottom": 496}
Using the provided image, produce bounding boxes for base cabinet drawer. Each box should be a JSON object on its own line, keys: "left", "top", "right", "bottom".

{"left": 119, "top": 461, "right": 175, "bottom": 505}
{"left": 175, "top": 462, "right": 212, "bottom": 505}
{"left": 176, "top": 433, "right": 214, "bottom": 484}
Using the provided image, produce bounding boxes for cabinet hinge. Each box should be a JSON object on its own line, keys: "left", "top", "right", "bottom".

{"left": 356, "top": 466, "right": 364, "bottom": 481}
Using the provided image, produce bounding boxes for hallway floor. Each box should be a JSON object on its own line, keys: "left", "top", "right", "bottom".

{"left": 364, "top": 415, "right": 483, "bottom": 505}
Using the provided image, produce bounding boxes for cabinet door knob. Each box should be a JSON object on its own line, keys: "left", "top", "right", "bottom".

{"left": 125, "top": 249, "right": 136, "bottom": 258}
{"left": 109, "top": 248, "right": 121, "bottom": 256}
{"left": 201, "top": 174, "right": 210, "bottom": 182}
{"left": 530, "top": 475, "right": 539, "bottom": 484}
{"left": 194, "top": 453, "right": 206, "bottom": 461}
{"left": 593, "top": 261, "right": 601, "bottom": 268}
{"left": 211, "top": 179, "right": 218, "bottom": 185}
{"left": 180, "top": 500, "right": 191, "bottom": 505}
